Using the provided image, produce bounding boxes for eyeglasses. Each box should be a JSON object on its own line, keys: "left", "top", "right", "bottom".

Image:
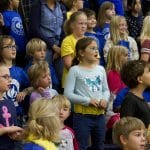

{"left": 88, "top": 47, "right": 99, "bottom": 51}
{"left": 3, "top": 45, "right": 17, "bottom": 49}
{"left": 0, "top": 75, "right": 11, "bottom": 80}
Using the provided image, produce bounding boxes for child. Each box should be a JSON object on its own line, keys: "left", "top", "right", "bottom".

{"left": 113, "top": 117, "right": 146, "bottom": 150}
{"left": 126, "top": 0, "right": 143, "bottom": 44}
{"left": 28, "top": 61, "right": 58, "bottom": 104}
{"left": 64, "top": 37, "right": 110, "bottom": 149}
{"left": 106, "top": 46, "right": 127, "bottom": 97}
{"left": 83, "top": 8, "right": 101, "bottom": 65}
{"left": 25, "top": 38, "right": 59, "bottom": 91}
{"left": 63, "top": 0, "right": 84, "bottom": 19}
{"left": 104, "top": 15, "right": 139, "bottom": 62}
{"left": 120, "top": 60, "right": 150, "bottom": 128}
{"left": 0, "top": 0, "right": 26, "bottom": 67}
{"left": 0, "top": 65, "right": 23, "bottom": 150}
{"left": 95, "top": 2, "right": 116, "bottom": 66}
{"left": 140, "top": 16, "right": 150, "bottom": 61}
{"left": 0, "top": 35, "right": 29, "bottom": 94}
{"left": 96, "top": 1, "right": 115, "bottom": 42}
{"left": 61, "top": 11, "right": 87, "bottom": 88}
{"left": 52, "top": 95, "right": 79, "bottom": 150}
{"left": 23, "top": 98, "right": 60, "bottom": 150}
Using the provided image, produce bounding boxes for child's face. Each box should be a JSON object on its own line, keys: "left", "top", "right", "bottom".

{"left": 87, "top": 15, "right": 97, "bottom": 30}
{"left": 118, "top": 19, "right": 128, "bottom": 35}
{"left": 140, "top": 66, "right": 150, "bottom": 87}
{"left": 121, "top": 51, "right": 128, "bottom": 64}
{"left": 33, "top": 48, "right": 46, "bottom": 62}
{"left": 59, "top": 106, "right": 70, "bottom": 122}
{"left": 2, "top": 39, "right": 16, "bottom": 61}
{"left": 122, "top": 129, "right": 146, "bottom": 150}
{"left": 72, "top": 14, "right": 87, "bottom": 37}
{"left": 0, "top": 67, "right": 11, "bottom": 93}
{"left": 133, "top": 0, "right": 141, "bottom": 13}
{"left": 81, "top": 40, "right": 99, "bottom": 63}
{"left": 105, "top": 6, "right": 116, "bottom": 20}
{"left": 11, "top": 0, "right": 19, "bottom": 9}
{"left": 38, "top": 71, "right": 51, "bottom": 89}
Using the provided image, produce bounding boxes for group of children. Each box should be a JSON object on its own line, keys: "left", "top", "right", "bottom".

{"left": 0, "top": 0, "right": 150, "bottom": 150}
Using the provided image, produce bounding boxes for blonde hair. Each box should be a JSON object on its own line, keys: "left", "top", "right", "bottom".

{"left": 24, "top": 98, "right": 60, "bottom": 142}
{"left": 110, "top": 16, "right": 128, "bottom": 45}
{"left": 52, "top": 95, "right": 71, "bottom": 109}
{"left": 106, "top": 45, "right": 128, "bottom": 72}
{"left": 26, "top": 38, "right": 47, "bottom": 57}
{"left": 97, "top": 1, "right": 114, "bottom": 28}
{"left": 28, "top": 61, "right": 50, "bottom": 88}
{"left": 113, "top": 117, "right": 145, "bottom": 148}
{"left": 64, "top": 11, "right": 87, "bottom": 35}
{"left": 140, "top": 16, "right": 150, "bottom": 43}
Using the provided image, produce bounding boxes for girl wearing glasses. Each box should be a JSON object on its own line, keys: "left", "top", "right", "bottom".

{"left": 64, "top": 37, "right": 110, "bottom": 150}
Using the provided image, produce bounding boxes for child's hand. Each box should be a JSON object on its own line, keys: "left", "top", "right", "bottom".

{"left": 89, "top": 99, "right": 99, "bottom": 107}
{"left": 37, "top": 87, "right": 45, "bottom": 93}
{"left": 99, "top": 99, "right": 107, "bottom": 109}
{"left": 8, "top": 129, "right": 24, "bottom": 141}
{"left": 16, "top": 92, "right": 27, "bottom": 102}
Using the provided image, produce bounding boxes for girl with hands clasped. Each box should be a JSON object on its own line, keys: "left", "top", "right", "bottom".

{"left": 64, "top": 37, "right": 110, "bottom": 150}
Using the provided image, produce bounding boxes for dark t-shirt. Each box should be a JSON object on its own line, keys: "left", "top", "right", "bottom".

{"left": 120, "top": 92, "right": 150, "bottom": 127}
{"left": 0, "top": 99, "right": 17, "bottom": 150}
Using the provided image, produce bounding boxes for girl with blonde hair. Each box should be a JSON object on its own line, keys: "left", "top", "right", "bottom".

{"left": 104, "top": 15, "right": 139, "bottom": 62}
{"left": 23, "top": 98, "right": 60, "bottom": 150}
{"left": 106, "top": 46, "right": 128, "bottom": 107}
{"left": 140, "top": 16, "right": 150, "bottom": 61}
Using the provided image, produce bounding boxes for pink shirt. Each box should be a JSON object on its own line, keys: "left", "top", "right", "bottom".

{"left": 107, "top": 70, "right": 126, "bottom": 94}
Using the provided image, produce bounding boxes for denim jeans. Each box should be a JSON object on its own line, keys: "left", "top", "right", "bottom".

{"left": 73, "top": 113, "right": 106, "bottom": 150}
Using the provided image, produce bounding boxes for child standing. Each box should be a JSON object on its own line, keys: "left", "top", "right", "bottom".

{"left": 106, "top": 45, "right": 127, "bottom": 111}
{"left": 120, "top": 60, "right": 150, "bottom": 128}
{"left": 28, "top": 61, "right": 58, "bottom": 104}
{"left": 95, "top": 2, "right": 115, "bottom": 66}
{"left": 23, "top": 98, "right": 60, "bottom": 150}
{"left": 64, "top": 37, "right": 110, "bottom": 150}
{"left": 52, "top": 95, "right": 79, "bottom": 150}
{"left": 0, "top": 65, "right": 23, "bottom": 150}
{"left": 61, "top": 11, "right": 87, "bottom": 88}
{"left": 106, "top": 46, "right": 127, "bottom": 96}
{"left": 140, "top": 16, "right": 150, "bottom": 61}
{"left": 104, "top": 15, "right": 139, "bottom": 62}
{"left": 0, "top": 0, "right": 26, "bottom": 67}
{"left": 83, "top": 8, "right": 101, "bottom": 65}
{"left": 113, "top": 117, "right": 146, "bottom": 150}
{"left": 126, "top": 0, "right": 143, "bottom": 44}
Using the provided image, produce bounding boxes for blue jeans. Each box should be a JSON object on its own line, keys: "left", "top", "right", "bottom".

{"left": 73, "top": 113, "right": 105, "bottom": 150}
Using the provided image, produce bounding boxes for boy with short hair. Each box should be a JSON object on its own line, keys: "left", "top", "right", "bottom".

{"left": 112, "top": 117, "right": 146, "bottom": 150}
{"left": 52, "top": 95, "right": 79, "bottom": 150}
{"left": 120, "top": 60, "right": 150, "bottom": 128}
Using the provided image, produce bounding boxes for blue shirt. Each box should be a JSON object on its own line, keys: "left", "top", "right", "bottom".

{"left": 9, "top": 66, "right": 30, "bottom": 90}
{"left": 2, "top": 10, "right": 26, "bottom": 53}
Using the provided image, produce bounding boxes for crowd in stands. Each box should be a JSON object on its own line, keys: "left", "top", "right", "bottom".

{"left": 0, "top": 0, "right": 150, "bottom": 149}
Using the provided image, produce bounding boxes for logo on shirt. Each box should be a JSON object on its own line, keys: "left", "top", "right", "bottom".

{"left": 11, "top": 17, "right": 24, "bottom": 35}
{"left": 85, "top": 76, "right": 101, "bottom": 92}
